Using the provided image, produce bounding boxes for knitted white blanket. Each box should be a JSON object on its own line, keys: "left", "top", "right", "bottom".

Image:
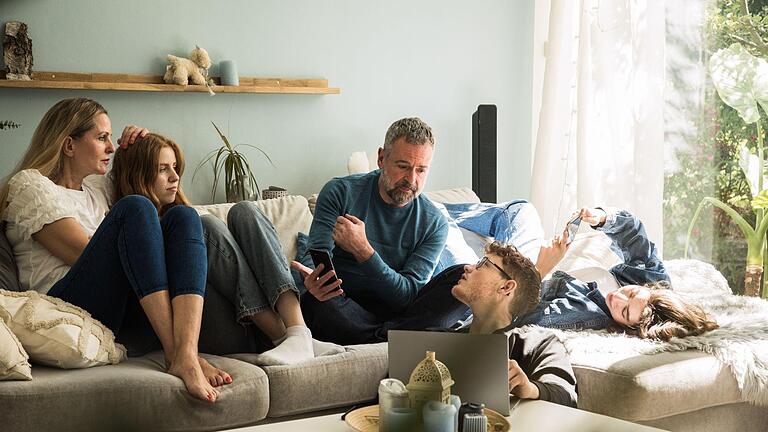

{"left": 547, "top": 259, "right": 768, "bottom": 406}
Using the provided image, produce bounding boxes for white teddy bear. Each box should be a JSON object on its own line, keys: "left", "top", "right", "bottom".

{"left": 163, "top": 45, "right": 213, "bottom": 86}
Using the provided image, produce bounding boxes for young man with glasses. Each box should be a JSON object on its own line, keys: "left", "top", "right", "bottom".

{"left": 450, "top": 241, "right": 578, "bottom": 407}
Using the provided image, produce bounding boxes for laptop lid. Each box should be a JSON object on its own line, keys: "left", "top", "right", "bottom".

{"left": 388, "top": 330, "right": 510, "bottom": 413}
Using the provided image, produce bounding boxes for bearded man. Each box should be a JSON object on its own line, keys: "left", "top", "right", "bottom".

{"left": 293, "top": 117, "right": 469, "bottom": 345}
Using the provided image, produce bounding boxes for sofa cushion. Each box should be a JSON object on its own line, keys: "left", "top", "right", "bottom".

{"left": 0, "top": 317, "right": 31, "bottom": 381}
{"left": 0, "top": 289, "right": 126, "bottom": 368}
{"left": 194, "top": 195, "right": 313, "bottom": 263}
{"left": 424, "top": 187, "right": 481, "bottom": 204}
{"left": 0, "top": 224, "right": 21, "bottom": 292}
{"left": 0, "top": 352, "right": 270, "bottom": 432}
{"left": 231, "top": 342, "right": 388, "bottom": 417}
{"left": 573, "top": 349, "right": 743, "bottom": 421}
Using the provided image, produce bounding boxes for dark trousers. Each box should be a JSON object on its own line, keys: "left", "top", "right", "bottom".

{"left": 300, "top": 264, "right": 469, "bottom": 345}
{"left": 48, "top": 196, "right": 207, "bottom": 356}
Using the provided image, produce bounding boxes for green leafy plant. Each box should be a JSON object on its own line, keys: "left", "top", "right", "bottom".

{"left": 194, "top": 122, "right": 273, "bottom": 203}
{"left": 686, "top": 41, "right": 768, "bottom": 298}
{"left": 0, "top": 120, "right": 21, "bottom": 130}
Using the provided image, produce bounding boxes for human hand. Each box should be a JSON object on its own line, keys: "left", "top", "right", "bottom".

{"left": 535, "top": 231, "right": 568, "bottom": 277}
{"left": 117, "top": 125, "right": 149, "bottom": 148}
{"left": 576, "top": 207, "right": 607, "bottom": 227}
{"left": 508, "top": 360, "right": 539, "bottom": 399}
{"left": 290, "top": 261, "right": 344, "bottom": 301}
{"left": 332, "top": 215, "right": 374, "bottom": 262}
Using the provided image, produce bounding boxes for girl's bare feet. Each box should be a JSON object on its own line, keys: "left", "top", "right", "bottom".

{"left": 198, "top": 356, "right": 233, "bottom": 387}
{"left": 167, "top": 352, "right": 219, "bottom": 402}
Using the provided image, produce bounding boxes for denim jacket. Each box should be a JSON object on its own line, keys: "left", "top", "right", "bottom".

{"left": 512, "top": 209, "right": 670, "bottom": 331}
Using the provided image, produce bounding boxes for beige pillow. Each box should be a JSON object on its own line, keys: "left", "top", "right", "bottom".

{"left": 0, "top": 311, "right": 32, "bottom": 380}
{"left": 0, "top": 289, "right": 126, "bottom": 369}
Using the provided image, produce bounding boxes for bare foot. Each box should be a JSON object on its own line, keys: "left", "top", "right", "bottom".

{"left": 167, "top": 353, "right": 219, "bottom": 403}
{"left": 199, "top": 356, "right": 232, "bottom": 387}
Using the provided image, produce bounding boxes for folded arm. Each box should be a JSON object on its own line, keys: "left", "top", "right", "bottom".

{"left": 32, "top": 218, "right": 89, "bottom": 266}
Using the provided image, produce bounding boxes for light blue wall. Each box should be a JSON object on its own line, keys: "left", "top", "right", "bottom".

{"left": 0, "top": 0, "right": 533, "bottom": 203}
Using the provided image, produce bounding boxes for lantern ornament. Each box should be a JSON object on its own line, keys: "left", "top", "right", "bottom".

{"left": 406, "top": 351, "right": 454, "bottom": 419}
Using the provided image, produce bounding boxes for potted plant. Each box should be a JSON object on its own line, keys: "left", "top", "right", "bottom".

{"left": 686, "top": 42, "right": 768, "bottom": 298}
{"left": 194, "top": 121, "right": 273, "bottom": 203}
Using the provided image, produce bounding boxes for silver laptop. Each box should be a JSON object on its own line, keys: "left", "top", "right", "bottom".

{"left": 388, "top": 330, "right": 511, "bottom": 413}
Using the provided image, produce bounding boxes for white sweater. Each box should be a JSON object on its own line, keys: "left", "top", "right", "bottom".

{"left": 2, "top": 169, "right": 113, "bottom": 294}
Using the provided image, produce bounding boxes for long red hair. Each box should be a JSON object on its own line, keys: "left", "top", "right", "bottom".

{"left": 111, "top": 133, "right": 190, "bottom": 215}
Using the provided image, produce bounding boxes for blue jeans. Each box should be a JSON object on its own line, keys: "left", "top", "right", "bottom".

{"left": 301, "top": 264, "right": 469, "bottom": 345}
{"left": 48, "top": 196, "right": 207, "bottom": 355}
{"left": 443, "top": 200, "right": 544, "bottom": 262}
{"left": 198, "top": 202, "right": 299, "bottom": 354}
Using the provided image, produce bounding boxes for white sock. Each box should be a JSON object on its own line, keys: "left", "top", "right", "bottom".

{"left": 312, "top": 338, "right": 345, "bottom": 357}
{"left": 254, "top": 326, "right": 313, "bottom": 366}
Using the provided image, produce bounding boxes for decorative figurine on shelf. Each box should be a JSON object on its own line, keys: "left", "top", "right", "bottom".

{"left": 163, "top": 45, "right": 215, "bottom": 94}
{"left": 407, "top": 351, "right": 455, "bottom": 421}
{"left": 3, "top": 21, "right": 33, "bottom": 81}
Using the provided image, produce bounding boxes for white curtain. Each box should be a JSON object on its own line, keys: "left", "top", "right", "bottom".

{"left": 531, "top": 0, "right": 666, "bottom": 254}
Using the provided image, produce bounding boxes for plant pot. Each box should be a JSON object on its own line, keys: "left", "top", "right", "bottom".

{"left": 226, "top": 176, "right": 254, "bottom": 203}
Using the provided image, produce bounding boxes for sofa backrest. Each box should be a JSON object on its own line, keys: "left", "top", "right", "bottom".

{"left": 0, "top": 222, "right": 22, "bottom": 292}
{"left": 194, "top": 188, "right": 481, "bottom": 263}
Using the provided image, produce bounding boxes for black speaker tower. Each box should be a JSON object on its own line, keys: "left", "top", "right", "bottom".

{"left": 472, "top": 104, "right": 497, "bottom": 203}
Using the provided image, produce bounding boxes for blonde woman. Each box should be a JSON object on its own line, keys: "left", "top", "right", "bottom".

{"left": 0, "top": 98, "right": 225, "bottom": 402}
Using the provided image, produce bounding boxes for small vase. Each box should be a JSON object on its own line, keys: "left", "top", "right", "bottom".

{"left": 219, "top": 60, "right": 239, "bottom": 86}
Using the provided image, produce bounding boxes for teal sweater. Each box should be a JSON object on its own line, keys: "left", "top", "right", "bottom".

{"left": 308, "top": 170, "right": 448, "bottom": 317}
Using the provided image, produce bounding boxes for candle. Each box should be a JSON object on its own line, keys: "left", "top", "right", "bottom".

{"left": 450, "top": 395, "right": 461, "bottom": 432}
{"left": 423, "top": 400, "right": 457, "bottom": 432}
{"left": 219, "top": 60, "right": 239, "bottom": 86}
{"left": 381, "top": 407, "right": 416, "bottom": 432}
{"left": 379, "top": 379, "right": 410, "bottom": 432}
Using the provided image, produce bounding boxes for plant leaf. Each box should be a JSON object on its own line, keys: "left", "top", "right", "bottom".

{"left": 752, "top": 189, "right": 768, "bottom": 209}
{"left": 235, "top": 143, "right": 276, "bottom": 167}
{"left": 709, "top": 43, "right": 768, "bottom": 123}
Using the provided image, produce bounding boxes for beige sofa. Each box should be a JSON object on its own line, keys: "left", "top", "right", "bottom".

{"left": 1, "top": 190, "right": 766, "bottom": 432}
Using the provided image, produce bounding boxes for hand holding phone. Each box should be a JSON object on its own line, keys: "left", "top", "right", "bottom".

{"left": 309, "top": 249, "right": 341, "bottom": 290}
{"left": 565, "top": 215, "right": 581, "bottom": 245}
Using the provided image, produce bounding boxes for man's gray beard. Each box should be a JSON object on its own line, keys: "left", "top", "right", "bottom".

{"left": 386, "top": 187, "right": 416, "bottom": 205}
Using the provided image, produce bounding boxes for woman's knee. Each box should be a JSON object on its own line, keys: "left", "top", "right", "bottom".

{"left": 113, "top": 195, "right": 158, "bottom": 219}
{"left": 162, "top": 205, "right": 203, "bottom": 236}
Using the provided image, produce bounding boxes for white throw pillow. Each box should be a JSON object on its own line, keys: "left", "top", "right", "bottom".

{"left": 0, "top": 312, "right": 32, "bottom": 380}
{"left": 0, "top": 289, "right": 126, "bottom": 369}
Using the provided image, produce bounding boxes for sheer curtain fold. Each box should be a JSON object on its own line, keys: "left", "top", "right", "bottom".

{"left": 531, "top": 0, "right": 665, "bottom": 254}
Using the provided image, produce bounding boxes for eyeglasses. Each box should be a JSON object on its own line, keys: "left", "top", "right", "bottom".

{"left": 475, "top": 257, "right": 512, "bottom": 280}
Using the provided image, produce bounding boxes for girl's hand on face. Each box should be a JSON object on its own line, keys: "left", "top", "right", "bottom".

{"left": 578, "top": 207, "right": 607, "bottom": 227}
{"left": 117, "top": 125, "right": 149, "bottom": 148}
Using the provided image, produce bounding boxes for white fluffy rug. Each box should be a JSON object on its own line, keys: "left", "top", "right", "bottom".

{"left": 546, "top": 259, "right": 768, "bottom": 406}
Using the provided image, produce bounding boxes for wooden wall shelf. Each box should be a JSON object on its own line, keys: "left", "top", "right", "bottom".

{"left": 0, "top": 71, "right": 340, "bottom": 94}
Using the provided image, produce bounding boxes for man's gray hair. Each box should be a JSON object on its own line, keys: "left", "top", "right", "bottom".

{"left": 383, "top": 117, "right": 435, "bottom": 152}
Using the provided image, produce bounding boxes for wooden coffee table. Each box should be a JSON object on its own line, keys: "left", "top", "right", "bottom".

{"left": 226, "top": 399, "right": 668, "bottom": 432}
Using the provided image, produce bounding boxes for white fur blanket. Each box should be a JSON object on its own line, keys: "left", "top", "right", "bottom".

{"left": 547, "top": 259, "right": 768, "bottom": 406}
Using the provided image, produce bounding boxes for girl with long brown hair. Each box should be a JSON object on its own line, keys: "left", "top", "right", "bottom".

{"left": 111, "top": 133, "right": 343, "bottom": 365}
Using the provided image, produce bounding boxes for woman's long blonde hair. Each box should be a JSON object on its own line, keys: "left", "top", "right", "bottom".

{"left": 110, "top": 133, "right": 190, "bottom": 215}
{"left": 0, "top": 98, "right": 107, "bottom": 212}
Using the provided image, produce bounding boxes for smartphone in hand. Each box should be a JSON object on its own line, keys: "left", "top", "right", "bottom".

{"left": 309, "top": 249, "right": 341, "bottom": 290}
{"left": 565, "top": 215, "right": 581, "bottom": 245}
